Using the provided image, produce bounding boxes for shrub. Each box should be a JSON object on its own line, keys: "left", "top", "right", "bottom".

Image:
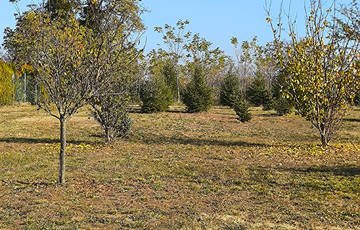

{"left": 233, "top": 95, "right": 252, "bottom": 122}
{"left": 90, "top": 93, "right": 132, "bottom": 142}
{"left": 140, "top": 76, "right": 172, "bottom": 113}
{"left": 220, "top": 71, "right": 241, "bottom": 107}
{"left": 181, "top": 65, "right": 213, "bottom": 113}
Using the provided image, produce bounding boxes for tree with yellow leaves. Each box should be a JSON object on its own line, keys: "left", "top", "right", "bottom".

{"left": 266, "top": 0, "right": 360, "bottom": 146}
{"left": 6, "top": 0, "right": 144, "bottom": 183}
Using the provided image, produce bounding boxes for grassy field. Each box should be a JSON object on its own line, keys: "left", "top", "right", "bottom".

{"left": 0, "top": 104, "right": 359, "bottom": 229}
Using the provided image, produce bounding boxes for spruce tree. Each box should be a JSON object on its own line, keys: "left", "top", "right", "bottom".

{"left": 162, "top": 60, "right": 178, "bottom": 102}
{"left": 246, "top": 74, "right": 272, "bottom": 108}
{"left": 140, "top": 75, "right": 172, "bottom": 113}
{"left": 182, "top": 65, "right": 213, "bottom": 113}
{"left": 271, "top": 72, "right": 293, "bottom": 115}
{"left": 220, "top": 71, "right": 240, "bottom": 107}
{"left": 233, "top": 94, "right": 252, "bottom": 122}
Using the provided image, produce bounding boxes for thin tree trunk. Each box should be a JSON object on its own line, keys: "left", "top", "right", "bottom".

{"left": 176, "top": 77, "right": 180, "bottom": 103}
{"left": 24, "top": 73, "right": 27, "bottom": 102}
{"left": 320, "top": 133, "right": 328, "bottom": 147}
{"left": 106, "top": 127, "right": 111, "bottom": 142}
{"left": 59, "top": 117, "right": 66, "bottom": 184}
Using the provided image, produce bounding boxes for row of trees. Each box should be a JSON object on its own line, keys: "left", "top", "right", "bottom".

{"left": 140, "top": 0, "right": 360, "bottom": 148}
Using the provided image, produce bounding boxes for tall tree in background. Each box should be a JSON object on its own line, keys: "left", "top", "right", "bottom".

{"left": 266, "top": 0, "right": 360, "bottom": 146}
{"left": 184, "top": 33, "right": 229, "bottom": 102}
{"left": 154, "top": 20, "right": 228, "bottom": 104}
{"left": 154, "top": 20, "right": 191, "bottom": 102}
{"left": 6, "top": 0, "right": 144, "bottom": 183}
{"left": 230, "top": 37, "right": 258, "bottom": 93}
{"left": 162, "top": 59, "right": 178, "bottom": 102}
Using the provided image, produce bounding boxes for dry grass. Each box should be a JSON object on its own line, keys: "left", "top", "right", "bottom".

{"left": 0, "top": 103, "right": 359, "bottom": 229}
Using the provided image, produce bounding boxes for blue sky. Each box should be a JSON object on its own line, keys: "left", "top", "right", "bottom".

{"left": 0, "top": 0, "right": 353, "bottom": 57}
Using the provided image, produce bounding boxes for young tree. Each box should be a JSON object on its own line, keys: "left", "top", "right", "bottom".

{"left": 233, "top": 94, "right": 252, "bottom": 122}
{"left": 162, "top": 59, "right": 178, "bottom": 102}
{"left": 140, "top": 76, "right": 172, "bottom": 113}
{"left": 185, "top": 33, "right": 229, "bottom": 102}
{"left": 266, "top": 0, "right": 360, "bottom": 146}
{"left": 6, "top": 0, "right": 144, "bottom": 183}
{"left": 91, "top": 91, "right": 133, "bottom": 142}
{"left": 139, "top": 50, "right": 173, "bottom": 113}
{"left": 246, "top": 74, "right": 272, "bottom": 108}
{"left": 181, "top": 64, "right": 213, "bottom": 113}
{"left": 220, "top": 70, "right": 241, "bottom": 107}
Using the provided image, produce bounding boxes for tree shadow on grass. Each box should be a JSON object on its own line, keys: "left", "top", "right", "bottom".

{"left": 304, "top": 165, "right": 360, "bottom": 176}
{"left": 258, "top": 165, "right": 360, "bottom": 176}
{"left": 0, "top": 179, "right": 56, "bottom": 188}
{"left": 0, "top": 137, "right": 100, "bottom": 145}
{"left": 127, "top": 106, "right": 141, "bottom": 113}
{"left": 131, "top": 133, "right": 273, "bottom": 148}
{"left": 128, "top": 106, "right": 187, "bottom": 114}
{"left": 260, "top": 113, "right": 281, "bottom": 117}
{"left": 166, "top": 109, "right": 187, "bottom": 114}
{"left": 344, "top": 118, "right": 360, "bottom": 123}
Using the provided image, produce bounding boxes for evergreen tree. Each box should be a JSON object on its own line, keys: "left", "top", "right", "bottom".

{"left": 246, "top": 74, "right": 272, "bottom": 108}
{"left": 182, "top": 65, "right": 213, "bottom": 113}
{"left": 162, "top": 59, "right": 178, "bottom": 102}
{"left": 220, "top": 70, "right": 241, "bottom": 107}
{"left": 233, "top": 94, "right": 252, "bottom": 122}
{"left": 271, "top": 73, "right": 293, "bottom": 115}
{"left": 140, "top": 75, "right": 172, "bottom": 113}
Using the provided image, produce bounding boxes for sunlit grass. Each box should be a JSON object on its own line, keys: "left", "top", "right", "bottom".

{"left": 0, "top": 103, "right": 359, "bottom": 229}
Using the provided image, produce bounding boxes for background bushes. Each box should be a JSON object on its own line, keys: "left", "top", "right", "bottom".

{"left": 0, "top": 60, "right": 15, "bottom": 105}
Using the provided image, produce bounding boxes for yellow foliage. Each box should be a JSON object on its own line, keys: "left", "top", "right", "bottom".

{"left": 0, "top": 60, "right": 15, "bottom": 105}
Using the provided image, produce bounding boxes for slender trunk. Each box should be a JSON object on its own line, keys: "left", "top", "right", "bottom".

{"left": 176, "top": 76, "right": 180, "bottom": 103}
{"left": 105, "top": 127, "right": 111, "bottom": 142}
{"left": 12, "top": 73, "right": 15, "bottom": 105}
{"left": 59, "top": 117, "right": 66, "bottom": 184}
{"left": 320, "top": 133, "right": 328, "bottom": 147}
{"left": 24, "top": 73, "right": 27, "bottom": 102}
